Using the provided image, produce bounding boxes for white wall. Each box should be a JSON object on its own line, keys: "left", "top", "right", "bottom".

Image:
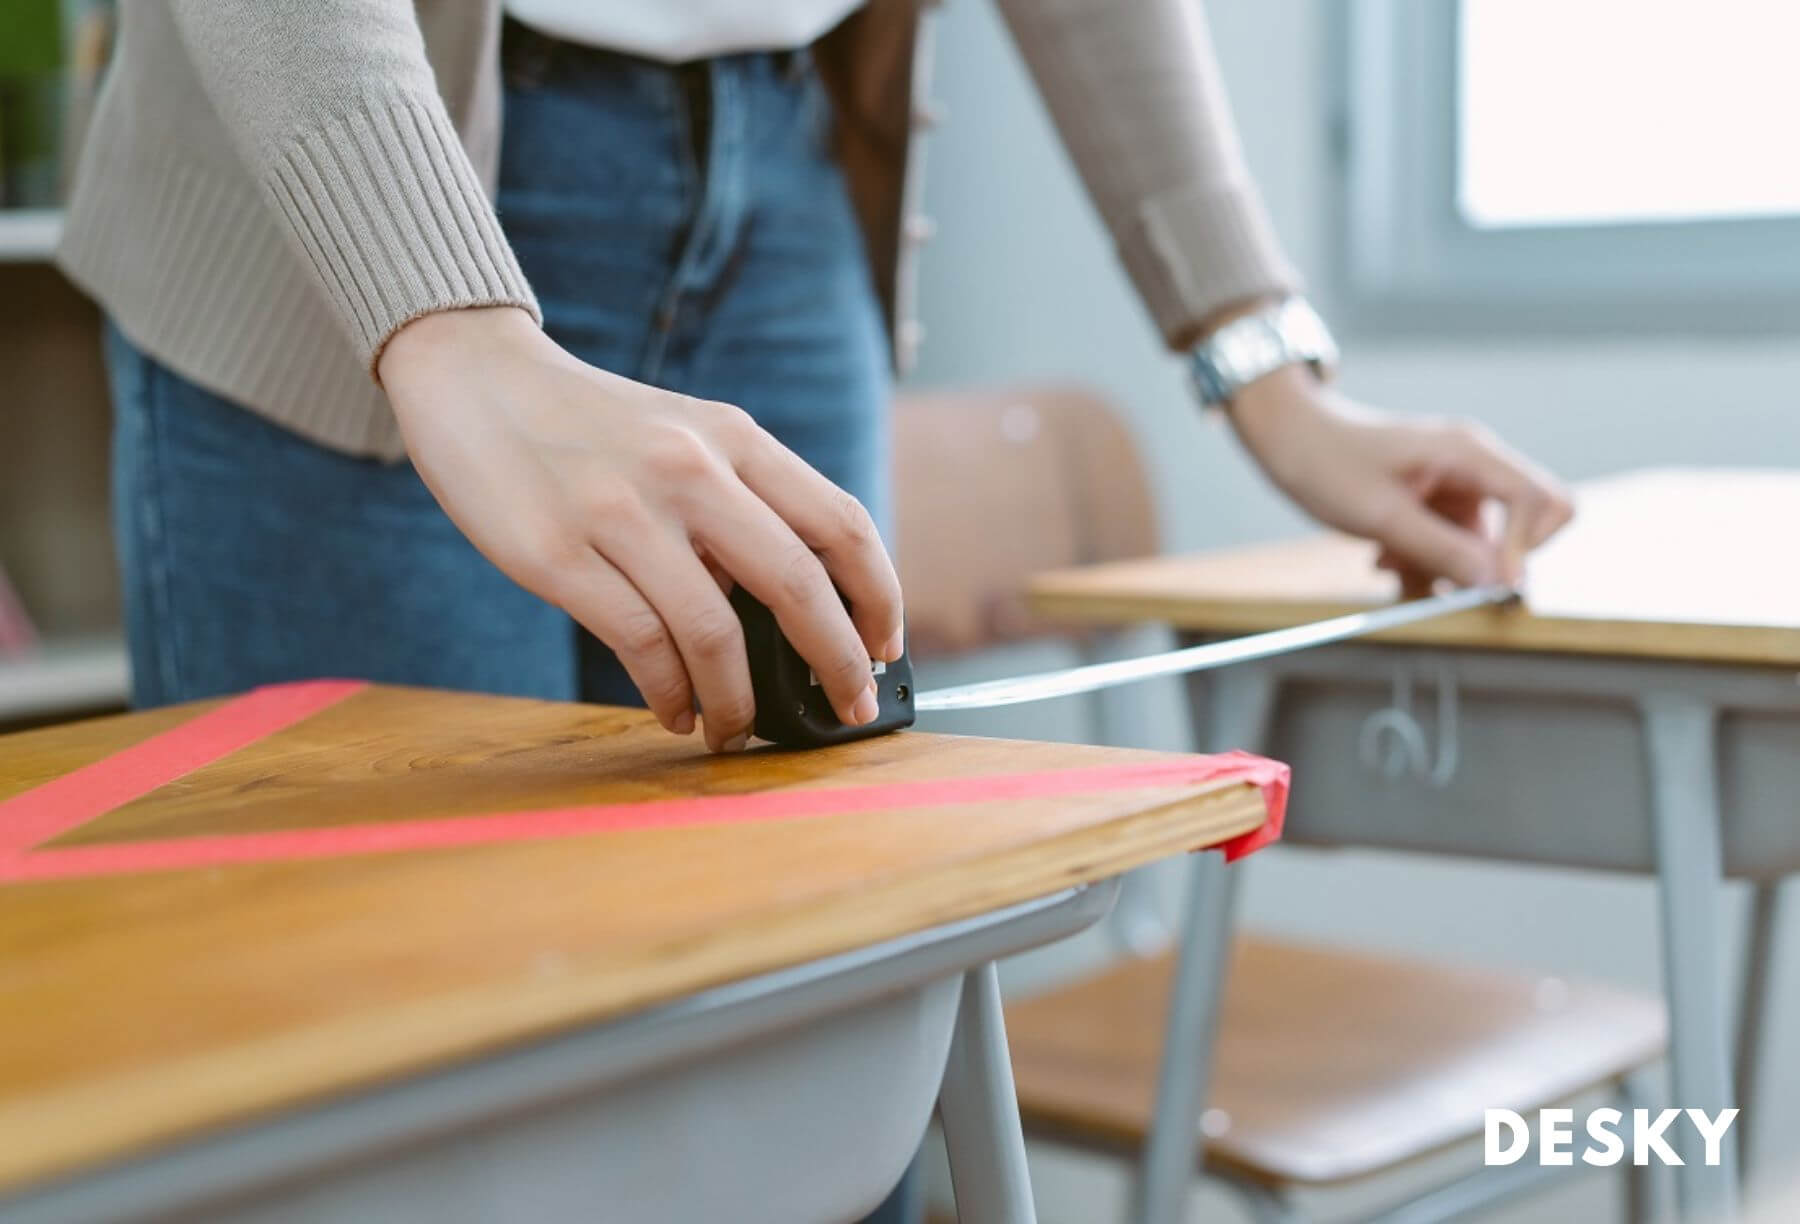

{"left": 909, "top": 1, "right": 1800, "bottom": 1217}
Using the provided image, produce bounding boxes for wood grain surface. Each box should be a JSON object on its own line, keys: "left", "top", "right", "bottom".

{"left": 0, "top": 685, "right": 1268, "bottom": 1195}
{"left": 1031, "top": 468, "right": 1800, "bottom": 665}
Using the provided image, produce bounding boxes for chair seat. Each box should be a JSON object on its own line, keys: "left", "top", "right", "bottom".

{"left": 1005, "top": 936, "right": 1667, "bottom": 1187}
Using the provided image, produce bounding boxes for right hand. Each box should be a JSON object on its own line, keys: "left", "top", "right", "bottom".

{"left": 380, "top": 306, "right": 904, "bottom": 753}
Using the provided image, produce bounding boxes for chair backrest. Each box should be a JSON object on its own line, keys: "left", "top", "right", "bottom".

{"left": 892, "top": 385, "right": 1157, "bottom": 659}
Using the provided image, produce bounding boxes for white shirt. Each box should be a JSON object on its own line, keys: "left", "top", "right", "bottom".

{"left": 505, "top": 1, "right": 863, "bottom": 64}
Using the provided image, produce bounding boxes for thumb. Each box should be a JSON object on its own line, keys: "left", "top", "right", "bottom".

{"left": 1372, "top": 492, "right": 1502, "bottom": 589}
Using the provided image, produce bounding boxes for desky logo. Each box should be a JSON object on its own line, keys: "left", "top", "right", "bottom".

{"left": 1485, "top": 1108, "right": 1739, "bottom": 1167}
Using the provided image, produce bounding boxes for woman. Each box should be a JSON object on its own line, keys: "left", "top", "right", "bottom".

{"left": 60, "top": 6, "right": 1570, "bottom": 1216}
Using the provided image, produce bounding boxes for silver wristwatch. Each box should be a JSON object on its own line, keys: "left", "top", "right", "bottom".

{"left": 1187, "top": 297, "right": 1339, "bottom": 409}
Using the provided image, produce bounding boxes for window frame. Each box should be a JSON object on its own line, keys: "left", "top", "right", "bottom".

{"left": 1334, "top": 0, "right": 1800, "bottom": 335}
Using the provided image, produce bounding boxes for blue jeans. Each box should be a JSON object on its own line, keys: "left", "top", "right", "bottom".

{"left": 108, "top": 31, "right": 890, "bottom": 710}
{"left": 106, "top": 30, "right": 918, "bottom": 1224}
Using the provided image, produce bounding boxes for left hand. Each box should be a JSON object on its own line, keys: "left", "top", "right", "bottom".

{"left": 1226, "top": 366, "right": 1574, "bottom": 593}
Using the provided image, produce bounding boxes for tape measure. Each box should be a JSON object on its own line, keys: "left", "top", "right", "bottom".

{"left": 732, "top": 582, "right": 1518, "bottom": 748}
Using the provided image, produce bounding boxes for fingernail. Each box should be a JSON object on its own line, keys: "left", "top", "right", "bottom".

{"left": 880, "top": 629, "right": 905, "bottom": 662}
{"left": 722, "top": 732, "right": 750, "bottom": 753}
{"left": 672, "top": 710, "right": 695, "bottom": 735}
{"left": 850, "top": 685, "right": 879, "bottom": 726}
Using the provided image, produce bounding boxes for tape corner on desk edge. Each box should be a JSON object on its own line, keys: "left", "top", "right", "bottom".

{"left": 1205, "top": 750, "right": 1289, "bottom": 863}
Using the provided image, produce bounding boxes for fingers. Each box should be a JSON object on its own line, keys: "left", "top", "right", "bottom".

{"left": 397, "top": 349, "right": 900, "bottom": 747}
{"left": 405, "top": 449, "right": 706, "bottom": 737}
{"left": 609, "top": 535, "right": 763, "bottom": 753}
{"left": 685, "top": 475, "right": 885, "bottom": 730}
{"left": 582, "top": 408, "right": 891, "bottom": 746}
{"left": 1524, "top": 481, "right": 1577, "bottom": 555}
{"left": 546, "top": 553, "right": 696, "bottom": 736}
{"left": 1391, "top": 483, "right": 1484, "bottom": 595}
{"left": 1431, "top": 423, "right": 1574, "bottom": 584}
{"left": 694, "top": 544, "right": 734, "bottom": 595}
{"left": 730, "top": 425, "right": 905, "bottom": 663}
{"left": 1375, "top": 548, "right": 1438, "bottom": 600}
{"left": 1370, "top": 489, "right": 1502, "bottom": 589}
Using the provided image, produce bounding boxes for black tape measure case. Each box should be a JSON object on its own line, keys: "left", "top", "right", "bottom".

{"left": 730, "top": 586, "right": 917, "bottom": 748}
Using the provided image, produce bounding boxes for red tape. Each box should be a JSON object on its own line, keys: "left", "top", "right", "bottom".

{"left": 0, "top": 682, "right": 1286, "bottom": 883}
{"left": 0, "top": 680, "right": 366, "bottom": 857}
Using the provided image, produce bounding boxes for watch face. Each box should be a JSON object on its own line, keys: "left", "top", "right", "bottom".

{"left": 1216, "top": 321, "right": 1286, "bottom": 388}
{"left": 1279, "top": 300, "right": 1338, "bottom": 366}
{"left": 1192, "top": 300, "right": 1337, "bottom": 405}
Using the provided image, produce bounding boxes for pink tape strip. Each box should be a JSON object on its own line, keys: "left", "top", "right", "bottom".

{"left": 0, "top": 680, "right": 366, "bottom": 857}
{"left": 0, "top": 682, "right": 1286, "bottom": 883}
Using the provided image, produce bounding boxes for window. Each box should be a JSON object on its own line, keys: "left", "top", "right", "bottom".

{"left": 1338, "top": 0, "right": 1800, "bottom": 331}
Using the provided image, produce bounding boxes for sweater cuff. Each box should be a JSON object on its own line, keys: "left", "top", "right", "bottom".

{"left": 264, "top": 91, "right": 541, "bottom": 377}
{"left": 1117, "top": 179, "right": 1303, "bottom": 350}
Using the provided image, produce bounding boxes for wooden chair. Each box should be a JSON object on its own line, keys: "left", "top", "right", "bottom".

{"left": 1006, "top": 936, "right": 1667, "bottom": 1221}
{"left": 891, "top": 384, "right": 1155, "bottom": 660}
{"left": 892, "top": 383, "right": 1172, "bottom": 950}
{"left": 892, "top": 386, "right": 1669, "bottom": 1222}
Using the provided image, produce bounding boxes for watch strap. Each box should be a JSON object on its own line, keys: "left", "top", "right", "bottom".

{"left": 1188, "top": 297, "right": 1338, "bottom": 408}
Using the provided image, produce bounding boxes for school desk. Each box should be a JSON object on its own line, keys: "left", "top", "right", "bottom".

{"left": 0, "top": 683, "right": 1284, "bottom": 1224}
{"left": 1031, "top": 466, "right": 1800, "bottom": 1224}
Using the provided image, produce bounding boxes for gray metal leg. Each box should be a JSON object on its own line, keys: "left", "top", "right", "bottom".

{"left": 1625, "top": 1152, "right": 1658, "bottom": 1224}
{"left": 1089, "top": 631, "right": 1182, "bottom": 958}
{"left": 1132, "top": 667, "right": 1277, "bottom": 1224}
{"left": 1733, "top": 879, "right": 1784, "bottom": 1191}
{"left": 938, "top": 962, "right": 1037, "bottom": 1224}
{"left": 1641, "top": 694, "right": 1739, "bottom": 1223}
{"left": 1194, "top": 664, "right": 1280, "bottom": 763}
{"left": 1132, "top": 851, "right": 1240, "bottom": 1224}
{"left": 1621, "top": 1073, "right": 1665, "bottom": 1224}
{"left": 1083, "top": 627, "right": 1178, "bottom": 751}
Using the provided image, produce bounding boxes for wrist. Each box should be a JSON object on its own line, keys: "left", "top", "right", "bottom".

{"left": 1223, "top": 364, "right": 1328, "bottom": 452}
{"left": 1186, "top": 296, "right": 1337, "bottom": 415}
{"left": 378, "top": 305, "right": 543, "bottom": 390}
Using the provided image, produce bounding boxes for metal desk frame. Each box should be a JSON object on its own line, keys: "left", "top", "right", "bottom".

{"left": 1128, "top": 645, "right": 1800, "bottom": 1224}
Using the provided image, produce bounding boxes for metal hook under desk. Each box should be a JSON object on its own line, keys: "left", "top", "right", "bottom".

{"left": 1358, "top": 659, "right": 1461, "bottom": 787}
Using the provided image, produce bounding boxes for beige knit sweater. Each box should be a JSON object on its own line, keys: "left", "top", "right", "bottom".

{"left": 58, "top": 0, "right": 1298, "bottom": 461}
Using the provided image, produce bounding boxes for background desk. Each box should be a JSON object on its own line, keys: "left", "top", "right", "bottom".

{"left": 0, "top": 683, "right": 1277, "bottom": 1224}
{"left": 1033, "top": 467, "right": 1800, "bottom": 1223}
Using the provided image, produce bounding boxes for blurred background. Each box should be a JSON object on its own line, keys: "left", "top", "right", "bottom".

{"left": 0, "top": 0, "right": 116, "bottom": 724}
{"left": 4, "top": 2, "right": 1799, "bottom": 1221}
{"left": 904, "top": 1, "right": 1800, "bottom": 1220}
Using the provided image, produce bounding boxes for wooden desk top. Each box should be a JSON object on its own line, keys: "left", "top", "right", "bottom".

{"left": 0, "top": 684, "right": 1271, "bottom": 1195}
{"left": 1032, "top": 468, "right": 1800, "bottom": 666}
